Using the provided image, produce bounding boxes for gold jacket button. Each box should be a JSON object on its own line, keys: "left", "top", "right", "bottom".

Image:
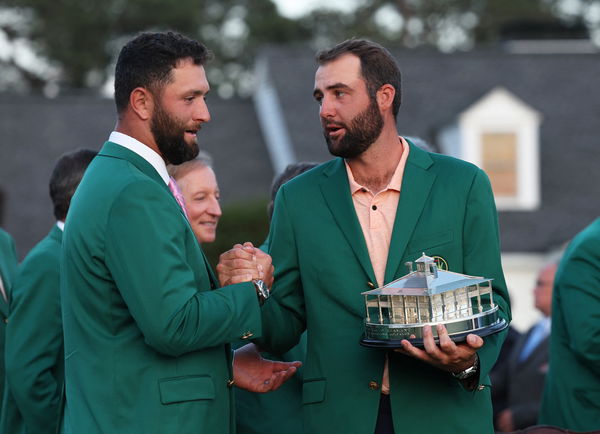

{"left": 368, "top": 381, "right": 379, "bottom": 390}
{"left": 367, "top": 282, "right": 376, "bottom": 289}
{"left": 477, "top": 385, "right": 485, "bottom": 391}
{"left": 227, "top": 379, "right": 235, "bottom": 388}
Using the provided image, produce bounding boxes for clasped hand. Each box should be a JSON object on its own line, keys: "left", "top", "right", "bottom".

{"left": 216, "top": 242, "right": 274, "bottom": 288}
{"left": 395, "top": 324, "right": 483, "bottom": 374}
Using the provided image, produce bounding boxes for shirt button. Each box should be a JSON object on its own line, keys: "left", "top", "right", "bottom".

{"left": 371, "top": 205, "right": 377, "bottom": 211}
{"left": 369, "top": 381, "right": 379, "bottom": 390}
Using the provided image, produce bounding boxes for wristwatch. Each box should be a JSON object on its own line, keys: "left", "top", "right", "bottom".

{"left": 452, "top": 353, "right": 479, "bottom": 380}
{"left": 252, "top": 279, "right": 270, "bottom": 306}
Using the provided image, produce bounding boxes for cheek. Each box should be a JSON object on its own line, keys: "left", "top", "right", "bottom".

{"left": 187, "top": 203, "right": 209, "bottom": 221}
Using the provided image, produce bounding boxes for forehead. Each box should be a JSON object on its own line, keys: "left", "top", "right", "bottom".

{"left": 180, "top": 165, "right": 218, "bottom": 187}
{"left": 314, "top": 54, "right": 363, "bottom": 90}
{"left": 166, "top": 58, "right": 209, "bottom": 92}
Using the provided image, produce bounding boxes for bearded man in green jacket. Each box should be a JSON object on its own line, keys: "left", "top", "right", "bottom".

{"left": 60, "top": 31, "right": 299, "bottom": 434}
{"left": 221, "top": 39, "right": 511, "bottom": 434}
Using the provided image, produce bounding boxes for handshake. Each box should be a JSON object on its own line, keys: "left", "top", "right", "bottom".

{"left": 217, "top": 242, "right": 302, "bottom": 393}
{"left": 217, "top": 241, "right": 274, "bottom": 289}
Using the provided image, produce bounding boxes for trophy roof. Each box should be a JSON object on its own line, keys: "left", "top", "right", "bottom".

{"left": 361, "top": 269, "right": 492, "bottom": 296}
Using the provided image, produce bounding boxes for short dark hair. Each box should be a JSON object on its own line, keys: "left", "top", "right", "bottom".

{"left": 316, "top": 39, "right": 401, "bottom": 119}
{"left": 49, "top": 149, "right": 97, "bottom": 221}
{"left": 114, "top": 31, "right": 211, "bottom": 114}
{"left": 268, "top": 162, "right": 319, "bottom": 220}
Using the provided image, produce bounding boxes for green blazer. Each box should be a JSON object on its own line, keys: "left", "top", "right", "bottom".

{"left": 256, "top": 142, "right": 511, "bottom": 434}
{"left": 1, "top": 225, "right": 63, "bottom": 434}
{"left": 61, "top": 142, "right": 262, "bottom": 434}
{"left": 539, "top": 218, "right": 600, "bottom": 431}
{"left": 0, "top": 228, "right": 17, "bottom": 414}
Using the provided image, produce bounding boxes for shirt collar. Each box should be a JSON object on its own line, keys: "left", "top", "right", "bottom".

{"left": 108, "top": 131, "right": 170, "bottom": 185}
{"left": 345, "top": 136, "right": 410, "bottom": 194}
{"left": 56, "top": 221, "right": 65, "bottom": 231}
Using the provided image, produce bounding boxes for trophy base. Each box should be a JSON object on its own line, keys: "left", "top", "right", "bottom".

{"left": 360, "top": 306, "right": 508, "bottom": 349}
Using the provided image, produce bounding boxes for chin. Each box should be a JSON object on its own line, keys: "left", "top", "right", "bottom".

{"left": 197, "top": 233, "right": 216, "bottom": 244}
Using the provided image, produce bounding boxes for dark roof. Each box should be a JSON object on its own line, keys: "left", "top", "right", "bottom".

{"left": 260, "top": 45, "right": 600, "bottom": 252}
{"left": 0, "top": 94, "right": 270, "bottom": 258}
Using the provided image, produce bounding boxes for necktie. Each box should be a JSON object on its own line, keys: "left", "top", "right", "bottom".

{"left": 519, "top": 320, "right": 549, "bottom": 362}
{"left": 168, "top": 177, "right": 189, "bottom": 219}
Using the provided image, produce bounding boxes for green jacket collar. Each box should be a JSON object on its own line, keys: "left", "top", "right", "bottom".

{"left": 319, "top": 141, "right": 436, "bottom": 285}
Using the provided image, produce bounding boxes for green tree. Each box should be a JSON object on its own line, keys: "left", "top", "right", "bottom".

{"left": 0, "top": 0, "right": 308, "bottom": 94}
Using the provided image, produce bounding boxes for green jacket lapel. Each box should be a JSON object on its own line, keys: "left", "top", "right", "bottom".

{"left": 320, "top": 158, "right": 377, "bottom": 284}
{"left": 100, "top": 141, "right": 219, "bottom": 288}
{"left": 384, "top": 142, "right": 436, "bottom": 283}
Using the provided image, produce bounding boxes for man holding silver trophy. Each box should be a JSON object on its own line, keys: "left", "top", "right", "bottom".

{"left": 222, "top": 38, "right": 510, "bottom": 434}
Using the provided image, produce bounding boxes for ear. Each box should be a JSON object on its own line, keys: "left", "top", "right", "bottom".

{"left": 376, "top": 84, "right": 395, "bottom": 113}
{"left": 129, "top": 87, "right": 154, "bottom": 121}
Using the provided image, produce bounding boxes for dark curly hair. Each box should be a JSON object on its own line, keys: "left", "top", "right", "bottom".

{"left": 114, "top": 31, "right": 211, "bottom": 114}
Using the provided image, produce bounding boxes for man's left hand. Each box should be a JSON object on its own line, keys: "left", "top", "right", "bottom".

{"left": 395, "top": 324, "right": 483, "bottom": 373}
{"left": 233, "top": 343, "right": 302, "bottom": 393}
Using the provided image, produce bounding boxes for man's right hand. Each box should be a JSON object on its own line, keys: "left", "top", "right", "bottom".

{"left": 216, "top": 242, "right": 274, "bottom": 288}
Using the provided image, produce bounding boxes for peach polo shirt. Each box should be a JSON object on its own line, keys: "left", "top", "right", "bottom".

{"left": 345, "top": 137, "right": 410, "bottom": 394}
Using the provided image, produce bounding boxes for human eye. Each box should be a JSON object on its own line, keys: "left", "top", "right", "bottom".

{"left": 334, "top": 90, "right": 346, "bottom": 98}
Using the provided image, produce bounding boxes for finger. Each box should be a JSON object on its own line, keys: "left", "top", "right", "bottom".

{"left": 270, "top": 368, "right": 296, "bottom": 391}
{"left": 242, "top": 241, "right": 255, "bottom": 249}
{"left": 399, "top": 338, "right": 426, "bottom": 360}
{"left": 466, "top": 333, "right": 484, "bottom": 349}
{"left": 220, "top": 258, "right": 260, "bottom": 270}
{"left": 422, "top": 325, "right": 442, "bottom": 358}
{"left": 437, "top": 324, "right": 456, "bottom": 354}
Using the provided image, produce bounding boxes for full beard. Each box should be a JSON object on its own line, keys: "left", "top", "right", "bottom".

{"left": 324, "top": 98, "right": 384, "bottom": 159}
{"left": 151, "top": 102, "right": 199, "bottom": 165}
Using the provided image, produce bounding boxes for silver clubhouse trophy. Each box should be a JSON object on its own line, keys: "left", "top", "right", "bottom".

{"left": 360, "top": 253, "right": 507, "bottom": 348}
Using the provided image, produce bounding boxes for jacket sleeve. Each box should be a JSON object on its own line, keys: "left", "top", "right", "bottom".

{"left": 105, "top": 180, "right": 262, "bottom": 356}
{"left": 462, "top": 169, "right": 512, "bottom": 381}
{"left": 255, "top": 185, "right": 306, "bottom": 354}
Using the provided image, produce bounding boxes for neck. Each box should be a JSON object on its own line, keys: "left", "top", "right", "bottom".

{"left": 346, "top": 126, "right": 403, "bottom": 193}
{"left": 115, "top": 118, "right": 163, "bottom": 159}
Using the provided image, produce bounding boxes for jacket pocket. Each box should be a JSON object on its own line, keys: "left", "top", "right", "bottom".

{"left": 407, "top": 230, "right": 454, "bottom": 257}
{"left": 158, "top": 375, "right": 215, "bottom": 405}
{"left": 302, "top": 378, "right": 326, "bottom": 405}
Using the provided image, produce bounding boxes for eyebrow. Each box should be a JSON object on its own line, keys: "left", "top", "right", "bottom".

{"left": 313, "top": 82, "right": 352, "bottom": 97}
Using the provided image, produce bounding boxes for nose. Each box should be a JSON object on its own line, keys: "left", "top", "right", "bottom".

{"left": 319, "top": 95, "right": 335, "bottom": 119}
{"left": 208, "top": 196, "right": 222, "bottom": 218}
{"left": 194, "top": 98, "right": 211, "bottom": 123}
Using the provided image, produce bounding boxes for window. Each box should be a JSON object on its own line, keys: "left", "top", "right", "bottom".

{"left": 438, "top": 87, "right": 542, "bottom": 210}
